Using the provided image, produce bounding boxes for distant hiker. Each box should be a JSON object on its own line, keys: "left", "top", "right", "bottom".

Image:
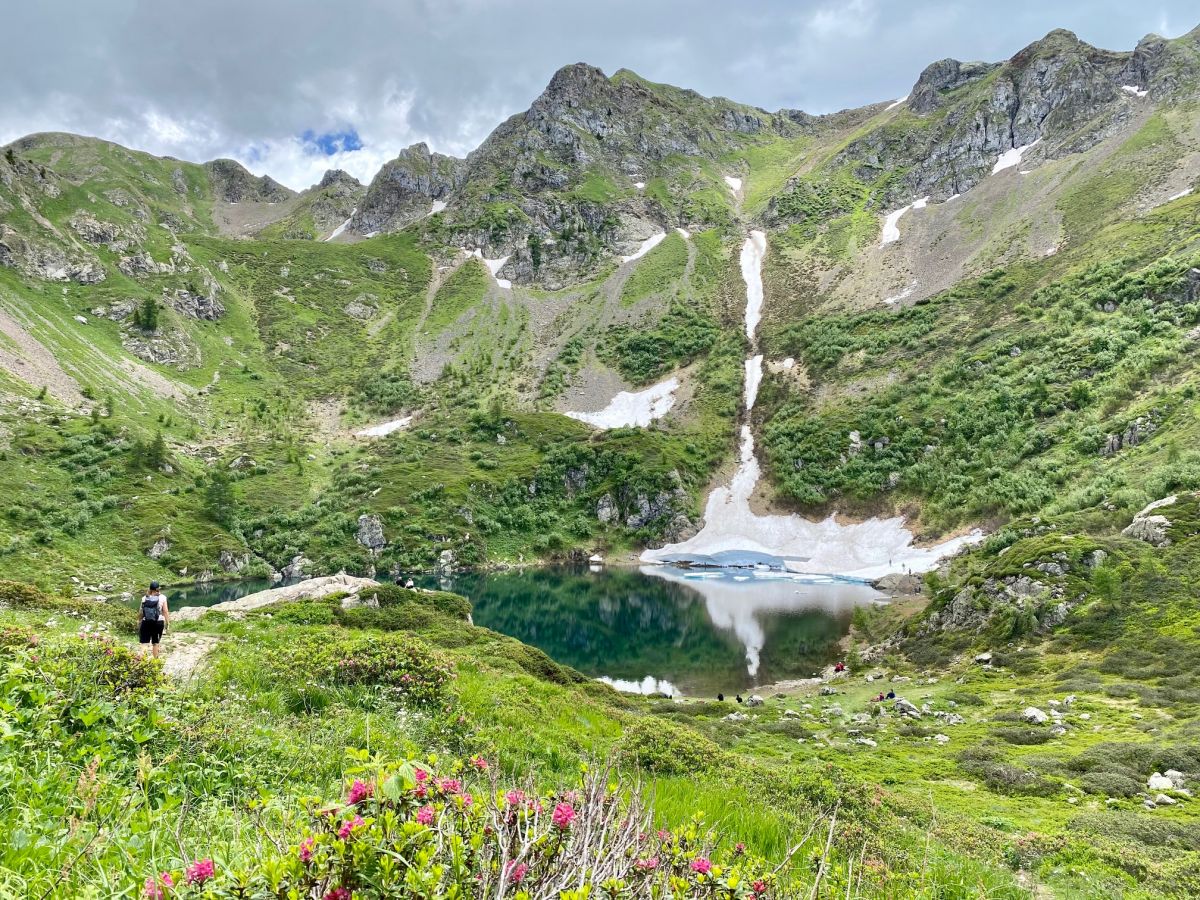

{"left": 736, "top": 694, "right": 743, "bottom": 704}
{"left": 834, "top": 661, "right": 846, "bottom": 673}
{"left": 404, "top": 578, "right": 415, "bottom": 589}
{"left": 138, "top": 581, "right": 169, "bottom": 659}
{"left": 872, "top": 692, "right": 886, "bottom": 702}
{"left": 717, "top": 693, "right": 725, "bottom": 702}
{"left": 886, "top": 689, "right": 896, "bottom": 700}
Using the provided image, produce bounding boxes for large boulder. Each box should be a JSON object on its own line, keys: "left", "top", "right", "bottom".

{"left": 1122, "top": 496, "right": 1176, "bottom": 547}
{"left": 173, "top": 573, "right": 378, "bottom": 622}
{"left": 356, "top": 514, "right": 386, "bottom": 551}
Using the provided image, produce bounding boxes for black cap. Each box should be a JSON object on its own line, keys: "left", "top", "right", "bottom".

{"left": 149, "top": 581, "right": 160, "bottom": 590}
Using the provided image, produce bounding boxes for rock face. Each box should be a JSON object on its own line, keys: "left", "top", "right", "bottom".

{"left": 281, "top": 554, "right": 312, "bottom": 579}
{"left": 921, "top": 571, "right": 1072, "bottom": 635}
{"left": 218, "top": 550, "right": 250, "bottom": 574}
{"left": 204, "top": 158, "right": 294, "bottom": 203}
{"left": 908, "top": 59, "right": 1001, "bottom": 114}
{"left": 351, "top": 143, "right": 462, "bottom": 235}
{"left": 0, "top": 224, "right": 105, "bottom": 283}
{"left": 173, "top": 573, "right": 378, "bottom": 622}
{"left": 356, "top": 514, "right": 386, "bottom": 551}
{"left": 147, "top": 538, "right": 170, "bottom": 560}
{"left": 1122, "top": 496, "right": 1177, "bottom": 547}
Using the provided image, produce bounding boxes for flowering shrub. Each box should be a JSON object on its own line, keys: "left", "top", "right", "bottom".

{"left": 135, "top": 759, "right": 775, "bottom": 899}
{"left": 259, "top": 631, "right": 454, "bottom": 707}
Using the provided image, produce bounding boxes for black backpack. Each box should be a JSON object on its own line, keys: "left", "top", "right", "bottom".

{"left": 142, "top": 595, "right": 162, "bottom": 622}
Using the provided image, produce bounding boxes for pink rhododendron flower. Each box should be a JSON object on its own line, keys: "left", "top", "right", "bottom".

{"left": 505, "top": 789, "right": 526, "bottom": 806}
{"left": 414, "top": 768, "right": 429, "bottom": 783}
{"left": 551, "top": 801, "right": 576, "bottom": 830}
{"left": 298, "top": 838, "right": 315, "bottom": 863}
{"left": 461, "top": 794, "right": 474, "bottom": 808}
{"left": 470, "top": 756, "right": 489, "bottom": 770}
{"left": 143, "top": 872, "right": 174, "bottom": 898}
{"left": 753, "top": 880, "right": 768, "bottom": 895}
{"left": 416, "top": 805, "right": 435, "bottom": 825}
{"left": 735, "top": 842, "right": 746, "bottom": 855}
{"left": 414, "top": 785, "right": 428, "bottom": 799}
{"left": 323, "top": 888, "right": 352, "bottom": 900}
{"left": 635, "top": 857, "right": 659, "bottom": 871}
{"left": 657, "top": 829, "right": 671, "bottom": 841}
{"left": 346, "top": 779, "right": 373, "bottom": 805}
{"left": 506, "top": 861, "right": 529, "bottom": 884}
{"left": 337, "top": 815, "right": 365, "bottom": 840}
{"left": 437, "top": 777, "right": 461, "bottom": 794}
{"left": 185, "top": 859, "right": 215, "bottom": 885}
{"left": 690, "top": 857, "right": 712, "bottom": 875}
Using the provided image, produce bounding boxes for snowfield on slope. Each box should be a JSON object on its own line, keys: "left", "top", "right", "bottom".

{"left": 565, "top": 377, "right": 679, "bottom": 429}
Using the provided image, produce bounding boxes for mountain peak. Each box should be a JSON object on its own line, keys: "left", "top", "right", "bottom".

{"left": 317, "top": 169, "right": 361, "bottom": 189}
{"left": 908, "top": 58, "right": 999, "bottom": 114}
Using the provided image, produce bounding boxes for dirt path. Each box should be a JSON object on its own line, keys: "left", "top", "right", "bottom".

{"left": 160, "top": 633, "right": 220, "bottom": 681}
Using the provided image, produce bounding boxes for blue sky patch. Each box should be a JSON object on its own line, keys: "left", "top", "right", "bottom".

{"left": 300, "top": 128, "right": 363, "bottom": 156}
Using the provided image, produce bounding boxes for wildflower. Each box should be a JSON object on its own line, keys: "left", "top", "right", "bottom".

{"left": 505, "top": 789, "right": 526, "bottom": 806}
{"left": 635, "top": 857, "right": 659, "bottom": 871}
{"left": 657, "top": 829, "right": 671, "bottom": 842}
{"left": 346, "top": 779, "right": 373, "bottom": 805}
{"left": 323, "top": 888, "right": 352, "bottom": 900}
{"left": 735, "top": 842, "right": 746, "bottom": 856}
{"left": 416, "top": 805, "right": 436, "bottom": 825}
{"left": 690, "top": 857, "right": 712, "bottom": 875}
{"left": 337, "top": 815, "right": 365, "bottom": 840}
{"left": 415, "top": 785, "right": 428, "bottom": 799}
{"left": 551, "top": 801, "right": 576, "bottom": 830}
{"left": 414, "top": 768, "right": 429, "bottom": 783}
{"left": 437, "top": 777, "right": 462, "bottom": 794}
{"left": 506, "top": 861, "right": 529, "bottom": 884}
{"left": 298, "top": 838, "right": 315, "bottom": 863}
{"left": 185, "top": 859, "right": 214, "bottom": 885}
{"left": 143, "top": 872, "right": 174, "bottom": 898}
{"left": 752, "top": 880, "right": 768, "bottom": 895}
{"left": 461, "top": 794, "right": 474, "bottom": 808}
{"left": 470, "top": 755, "right": 489, "bottom": 770}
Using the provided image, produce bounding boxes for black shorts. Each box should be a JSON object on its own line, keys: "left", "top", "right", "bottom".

{"left": 139, "top": 620, "right": 166, "bottom": 644}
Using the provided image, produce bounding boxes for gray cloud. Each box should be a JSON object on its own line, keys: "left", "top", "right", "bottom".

{"left": 2, "top": 0, "right": 1195, "bottom": 189}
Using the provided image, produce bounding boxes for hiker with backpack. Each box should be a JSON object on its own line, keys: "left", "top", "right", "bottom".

{"left": 138, "top": 581, "right": 169, "bottom": 658}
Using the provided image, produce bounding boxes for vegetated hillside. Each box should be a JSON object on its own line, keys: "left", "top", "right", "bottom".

{"left": 2, "top": 21, "right": 1200, "bottom": 899}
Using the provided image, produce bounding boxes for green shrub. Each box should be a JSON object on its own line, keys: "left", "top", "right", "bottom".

{"left": 993, "top": 726, "right": 1053, "bottom": 746}
{"left": 259, "top": 630, "right": 454, "bottom": 706}
{"left": 268, "top": 601, "right": 337, "bottom": 626}
{"left": 0, "top": 579, "right": 137, "bottom": 632}
{"left": 957, "top": 746, "right": 1057, "bottom": 796}
{"left": 620, "top": 717, "right": 723, "bottom": 776}
{"left": 362, "top": 584, "right": 472, "bottom": 621}
{"left": 1078, "top": 771, "right": 1142, "bottom": 798}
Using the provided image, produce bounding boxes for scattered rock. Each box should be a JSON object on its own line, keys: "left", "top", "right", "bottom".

{"left": 1023, "top": 707, "right": 1049, "bottom": 725}
{"left": 1122, "top": 496, "right": 1176, "bottom": 547}
{"left": 356, "top": 514, "right": 386, "bottom": 551}
{"left": 744, "top": 695, "right": 764, "bottom": 708}
{"left": 281, "top": 554, "right": 312, "bottom": 579}
{"left": 147, "top": 538, "right": 170, "bottom": 560}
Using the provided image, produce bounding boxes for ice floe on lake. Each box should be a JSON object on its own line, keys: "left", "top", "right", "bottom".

{"left": 621, "top": 232, "right": 666, "bottom": 263}
{"left": 566, "top": 376, "right": 679, "bottom": 429}
{"left": 992, "top": 140, "right": 1039, "bottom": 174}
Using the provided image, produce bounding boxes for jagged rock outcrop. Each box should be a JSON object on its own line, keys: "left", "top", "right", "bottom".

{"left": 356, "top": 514, "right": 386, "bottom": 551}
{"left": 351, "top": 144, "right": 462, "bottom": 235}
{"left": 0, "top": 224, "right": 105, "bottom": 283}
{"left": 1122, "top": 496, "right": 1176, "bottom": 546}
{"left": 908, "top": 59, "right": 1001, "bottom": 114}
{"left": 204, "top": 158, "right": 294, "bottom": 203}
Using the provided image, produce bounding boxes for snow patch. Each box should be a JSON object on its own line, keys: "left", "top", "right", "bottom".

{"left": 880, "top": 198, "right": 927, "bottom": 246}
{"left": 724, "top": 175, "right": 742, "bottom": 193}
{"left": 885, "top": 95, "right": 909, "bottom": 111}
{"left": 566, "top": 376, "right": 679, "bottom": 429}
{"left": 430, "top": 199, "right": 447, "bottom": 214}
{"left": 634, "top": 181, "right": 646, "bottom": 190}
{"left": 324, "top": 207, "right": 357, "bottom": 242}
{"left": 744, "top": 355, "right": 764, "bottom": 410}
{"left": 621, "top": 232, "right": 666, "bottom": 263}
{"left": 356, "top": 415, "right": 413, "bottom": 438}
{"left": 883, "top": 282, "right": 917, "bottom": 305}
{"left": 469, "top": 249, "right": 512, "bottom": 289}
{"left": 675, "top": 227, "right": 690, "bottom": 239}
{"left": 1166, "top": 188, "right": 1194, "bottom": 202}
{"left": 597, "top": 675, "right": 677, "bottom": 697}
{"left": 946, "top": 193, "right": 961, "bottom": 201}
{"left": 992, "top": 140, "right": 1039, "bottom": 174}
{"left": 1121, "top": 84, "right": 1149, "bottom": 98}
{"left": 740, "top": 231, "right": 767, "bottom": 341}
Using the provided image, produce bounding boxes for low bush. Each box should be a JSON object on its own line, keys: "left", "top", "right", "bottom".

{"left": 620, "top": 717, "right": 723, "bottom": 777}
{"left": 259, "top": 630, "right": 454, "bottom": 706}
{"left": 993, "top": 726, "right": 1053, "bottom": 746}
{"left": 1078, "top": 771, "right": 1142, "bottom": 798}
{"left": 957, "top": 746, "right": 1057, "bottom": 796}
{"left": 361, "top": 584, "right": 472, "bottom": 621}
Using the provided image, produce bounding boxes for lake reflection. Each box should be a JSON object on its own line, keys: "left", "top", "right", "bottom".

{"left": 438, "top": 565, "right": 880, "bottom": 697}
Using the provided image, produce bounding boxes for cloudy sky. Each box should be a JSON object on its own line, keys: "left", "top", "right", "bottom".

{"left": 4, "top": 0, "right": 1196, "bottom": 190}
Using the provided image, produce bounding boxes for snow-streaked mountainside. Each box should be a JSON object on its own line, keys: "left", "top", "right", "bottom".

{"left": 1, "top": 22, "right": 1200, "bottom": 590}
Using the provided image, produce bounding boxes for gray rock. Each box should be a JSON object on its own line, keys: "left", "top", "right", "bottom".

{"left": 356, "top": 514, "right": 386, "bottom": 551}
{"left": 281, "top": 554, "right": 312, "bottom": 579}
{"left": 218, "top": 550, "right": 250, "bottom": 574}
{"left": 147, "top": 538, "right": 170, "bottom": 560}
{"left": 744, "top": 695, "right": 764, "bottom": 708}
{"left": 596, "top": 494, "right": 617, "bottom": 524}
{"left": 893, "top": 698, "right": 922, "bottom": 719}
{"left": 1122, "top": 496, "right": 1176, "bottom": 547}
{"left": 1023, "top": 707, "right": 1049, "bottom": 725}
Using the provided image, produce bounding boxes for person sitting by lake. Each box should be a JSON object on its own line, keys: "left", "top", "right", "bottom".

{"left": 404, "top": 578, "right": 415, "bottom": 589}
{"left": 717, "top": 693, "right": 725, "bottom": 702}
{"left": 886, "top": 689, "right": 896, "bottom": 700}
{"left": 872, "top": 691, "right": 886, "bottom": 702}
{"left": 138, "top": 581, "right": 169, "bottom": 659}
{"left": 834, "top": 661, "right": 846, "bottom": 673}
